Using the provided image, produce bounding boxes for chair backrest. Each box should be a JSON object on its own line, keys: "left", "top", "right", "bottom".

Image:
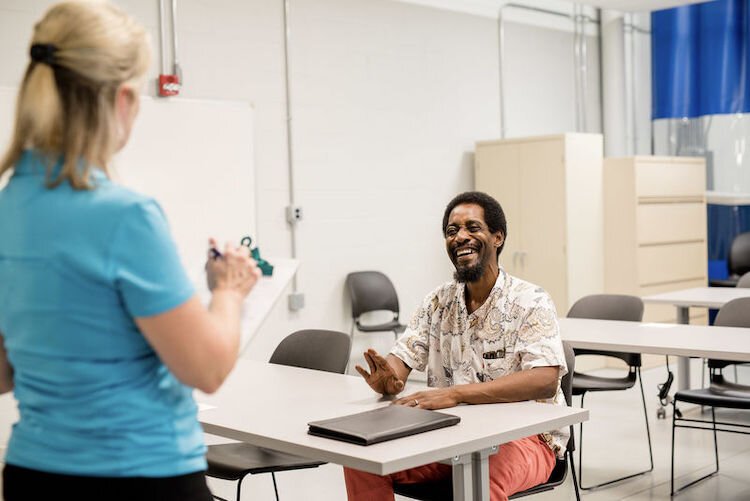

{"left": 345, "top": 271, "right": 400, "bottom": 319}
{"left": 269, "top": 329, "right": 351, "bottom": 374}
{"left": 709, "top": 297, "right": 750, "bottom": 371}
{"left": 566, "top": 294, "right": 644, "bottom": 367}
{"left": 560, "top": 340, "right": 576, "bottom": 452}
{"left": 736, "top": 271, "right": 750, "bottom": 288}
{"left": 729, "top": 232, "right": 750, "bottom": 277}
{"left": 510, "top": 341, "right": 577, "bottom": 496}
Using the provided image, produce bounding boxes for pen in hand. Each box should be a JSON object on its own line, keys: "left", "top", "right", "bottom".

{"left": 209, "top": 247, "right": 222, "bottom": 259}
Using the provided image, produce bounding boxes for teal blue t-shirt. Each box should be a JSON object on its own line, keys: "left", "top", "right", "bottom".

{"left": 0, "top": 151, "right": 206, "bottom": 476}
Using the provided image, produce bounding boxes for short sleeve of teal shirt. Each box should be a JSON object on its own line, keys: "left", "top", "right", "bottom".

{"left": 111, "top": 200, "right": 194, "bottom": 317}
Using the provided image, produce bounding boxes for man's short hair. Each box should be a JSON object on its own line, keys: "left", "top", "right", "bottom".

{"left": 442, "top": 191, "right": 507, "bottom": 258}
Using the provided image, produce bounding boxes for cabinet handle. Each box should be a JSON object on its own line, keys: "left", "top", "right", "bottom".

{"left": 520, "top": 251, "right": 526, "bottom": 269}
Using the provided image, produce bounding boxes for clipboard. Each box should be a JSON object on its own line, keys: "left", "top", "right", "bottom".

{"left": 307, "top": 405, "right": 460, "bottom": 446}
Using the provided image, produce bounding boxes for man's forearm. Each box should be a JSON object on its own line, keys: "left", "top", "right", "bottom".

{"left": 452, "top": 366, "right": 559, "bottom": 405}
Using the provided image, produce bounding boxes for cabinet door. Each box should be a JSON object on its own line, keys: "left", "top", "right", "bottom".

{"left": 475, "top": 143, "right": 522, "bottom": 275}
{"left": 519, "top": 140, "right": 567, "bottom": 308}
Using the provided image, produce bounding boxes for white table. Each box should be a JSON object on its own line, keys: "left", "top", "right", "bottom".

{"left": 642, "top": 287, "right": 750, "bottom": 389}
{"left": 558, "top": 318, "right": 750, "bottom": 362}
{"left": 198, "top": 360, "right": 588, "bottom": 501}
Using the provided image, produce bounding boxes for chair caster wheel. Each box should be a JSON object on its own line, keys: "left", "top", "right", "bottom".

{"left": 657, "top": 406, "right": 666, "bottom": 419}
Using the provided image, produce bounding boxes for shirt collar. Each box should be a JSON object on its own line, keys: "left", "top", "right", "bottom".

{"left": 13, "top": 149, "right": 108, "bottom": 183}
{"left": 455, "top": 267, "right": 507, "bottom": 317}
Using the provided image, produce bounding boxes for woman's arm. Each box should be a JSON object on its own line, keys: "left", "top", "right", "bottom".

{"left": 0, "top": 334, "right": 14, "bottom": 394}
{"left": 136, "top": 241, "right": 261, "bottom": 394}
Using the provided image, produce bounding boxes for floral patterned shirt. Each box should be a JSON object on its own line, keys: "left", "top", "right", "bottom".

{"left": 390, "top": 268, "right": 569, "bottom": 457}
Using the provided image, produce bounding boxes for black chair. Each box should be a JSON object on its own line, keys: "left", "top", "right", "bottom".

{"left": 710, "top": 231, "right": 750, "bottom": 287}
{"left": 345, "top": 272, "right": 407, "bottom": 363}
{"left": 736, "top": 271, "right": 750, "bottom": 288}
{"left": 567, "top": 294, "right": 653, "bottom": 490}
{"left": 392, "top": 341, "right": 581, "bottom": 501}
{"left": 724, "top": 272, "right": 750, "bottom": 381}
{"left": 671, "top": 297, "right": 750, "bottom": 496}
{"left": 206, "top": 329, "right": 351, "bottom": 501}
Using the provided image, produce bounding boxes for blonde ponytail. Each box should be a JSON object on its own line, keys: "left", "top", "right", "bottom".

{"left": 0, "top": 1, "right": 150, "bottom": 190}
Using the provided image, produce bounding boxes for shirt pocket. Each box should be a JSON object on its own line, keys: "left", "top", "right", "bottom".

{"left": 480, "top": 339, "right": 516, "bottom": 380}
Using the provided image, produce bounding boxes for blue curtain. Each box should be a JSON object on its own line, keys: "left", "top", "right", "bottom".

{"left": 653, "top": 1, "right": 750, "bottom": 289}
{"left": 652, "top": 0, "right": 750, "bottom": 119}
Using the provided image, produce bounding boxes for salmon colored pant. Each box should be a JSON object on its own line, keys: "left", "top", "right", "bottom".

{"left": 343, "top": 435, "right": 555, "bottom": 501}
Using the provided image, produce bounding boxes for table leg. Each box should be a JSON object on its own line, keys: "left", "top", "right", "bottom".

{"left": 676, "top": 306, "right": 690, "bottom": 391}
{"left": 450, "top": 453, "right": 473, "bottom": 501}
{"left": 471, "top": 446, "right": 497, "bottom": 501}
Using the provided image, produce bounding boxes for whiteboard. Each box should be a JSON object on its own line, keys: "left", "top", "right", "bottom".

{"left": 0, "top": 88, "right": 256, "bottom": 283}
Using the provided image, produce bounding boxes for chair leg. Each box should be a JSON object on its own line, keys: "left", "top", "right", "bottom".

{"left": 637, "top": 368, "right": 655, "bottom": 472}
{"left": 712, "top": 407, "right": 719, "bottom": 474}
{"left": 669, "top": 400, "right": 677, "bottom": 496}
{"left": 578, "top": 375, "right": 654, "bottom": 490}
{"left": 236, "top": 475, "right": 245, "bottom": 501}
{"left": 568, "top": 450, "right": 581, "bottom": 501}
{"left": 271, "top": 472, "right": 280, "bottom": 501}
{"left": 577, "top": 393, "right": 586, "bottom": 488}
{"left": 671, "top": 404, "right": 721, "bottom": 495}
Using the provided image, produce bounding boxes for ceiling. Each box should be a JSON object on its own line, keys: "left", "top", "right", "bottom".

{"left": 399, "top": 0, "right": 716, "bottom": 17}
{"left": 571, "top": 0, "right": 713, "bottom": 11}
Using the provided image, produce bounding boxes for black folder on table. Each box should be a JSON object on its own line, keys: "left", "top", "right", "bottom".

{"left": 307, "top": 405, "right": 460, "bottom": 446}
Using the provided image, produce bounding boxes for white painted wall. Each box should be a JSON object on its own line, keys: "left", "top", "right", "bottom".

{"left": 0, "top": 0, "right": 616, "bottom": 368}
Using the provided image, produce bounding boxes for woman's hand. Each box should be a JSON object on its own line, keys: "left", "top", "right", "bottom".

{"left": 205, "top": 238, "right": 261, "bottom": 298}
{"left": 393, "top": 387, "right": 460, "bottom": 410}
{"left": 355, "top": 349, "right": 406, "bottom": 396}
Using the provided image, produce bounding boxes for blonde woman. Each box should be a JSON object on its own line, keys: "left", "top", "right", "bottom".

{"left": 0, "top": 2, "right": 260, "bottom": 499}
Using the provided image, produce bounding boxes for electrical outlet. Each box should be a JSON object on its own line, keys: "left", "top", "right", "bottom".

{"left": 286, "top": 206, "right": 303, "bottom": 225}
{"left": 288, "top": 292, "right": 305, "bottom": 311}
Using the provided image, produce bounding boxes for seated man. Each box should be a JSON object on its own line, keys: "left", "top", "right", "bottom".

{"left": 345, "top": 191, "right": 568, "bottom": 501}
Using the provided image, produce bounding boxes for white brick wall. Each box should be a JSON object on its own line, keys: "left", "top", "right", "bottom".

{"left": 0, "top": 0, "right": 604, "bottom": 365}
{"left": 0, "top": 1, "right": 617, "bottom": 498}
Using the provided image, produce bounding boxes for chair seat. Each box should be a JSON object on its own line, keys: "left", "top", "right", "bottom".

{"left": 393, "top": 477, "right": 451, "bottom": 501}
{"left": 573, "top": 372, "right": 635, "bottom": 395}
{"left": 675, "top": 381, "right": 750, "bottom": 409}
{"left": 206, "top": 443, "right": 325, "bottom": 480}
{"left": 571, "top": 372, "right": 635, "bottom": 395}
{"left": 356, "top": 319, "right": 406, "bottom": 334}
{"left": 392, "top": 458, "right": 568, "bottom": 501}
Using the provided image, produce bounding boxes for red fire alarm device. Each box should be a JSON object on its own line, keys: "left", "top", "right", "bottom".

{"left": 158, "top": 74, "right": 181, "bottom": 97}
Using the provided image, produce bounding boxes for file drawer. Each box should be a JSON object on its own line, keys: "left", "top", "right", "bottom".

{"left": 635, "top": 160, "right": 705, "bottom": 199}
{"left": 637, "top": 203, "right": 706, "bottom": 244}
{"left": 637, "top": 242, "right": 706, "bottom": 285}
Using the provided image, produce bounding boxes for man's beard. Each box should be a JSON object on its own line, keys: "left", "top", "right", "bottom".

{"left": 454, "top": 261, "right": 485, "bottom": 283}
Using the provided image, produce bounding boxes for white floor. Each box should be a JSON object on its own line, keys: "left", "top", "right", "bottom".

{"left": 0, "top": 359, "right": 748, "bottom": 501}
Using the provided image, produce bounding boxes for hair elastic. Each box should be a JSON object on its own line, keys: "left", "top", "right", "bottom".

{"left": 30, "top": 43, "right": 58, "bottom": 65}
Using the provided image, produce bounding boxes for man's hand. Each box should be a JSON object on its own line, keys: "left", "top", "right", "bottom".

{"left": 355, "top": 349, "right": 405, "bottom": 396}
{"left": 393, "top": 387, "right": 460, "bottom": 410}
